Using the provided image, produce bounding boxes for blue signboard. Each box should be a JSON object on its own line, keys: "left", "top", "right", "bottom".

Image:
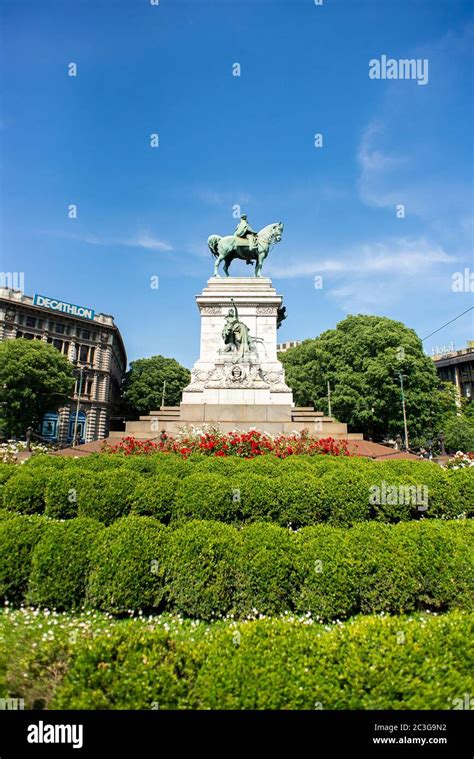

{"left": 33, "top": 294, "right": 95, "bottom": 321}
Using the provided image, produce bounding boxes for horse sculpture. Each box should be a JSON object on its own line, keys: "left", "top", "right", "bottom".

{"left": 208, "top": 222, "right": 284, "bottom": 277}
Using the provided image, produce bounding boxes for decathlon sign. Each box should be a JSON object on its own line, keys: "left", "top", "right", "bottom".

{"left": 33, "top": 294, "right": 95, "bottom": 320}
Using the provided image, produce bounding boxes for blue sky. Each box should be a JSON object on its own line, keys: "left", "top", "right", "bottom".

{"left": 1, "top": 0, "right": 473, "bottom": 368}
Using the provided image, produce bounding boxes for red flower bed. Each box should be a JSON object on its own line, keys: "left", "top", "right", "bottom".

{"left": 105, "top": 429, "right": 349, "bottom": 459}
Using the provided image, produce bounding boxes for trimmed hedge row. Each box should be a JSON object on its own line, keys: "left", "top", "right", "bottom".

{"left": 2, "top": 455, "right": 472, "bottom": 526}
{"left": 28, "top": 518, "right": 105, "bottom": 610}
{"left": 0, "top": 514, "right": 48, "bottom": 603}
{"left": 49, "top": 611, "right": 473, "bottom": 709}
{"left": 1, "top": 515, "right": 471, "bottom": 620}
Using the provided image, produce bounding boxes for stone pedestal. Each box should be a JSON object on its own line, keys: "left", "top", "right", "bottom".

{"left": 181, "top": 277, "right": 293, "bottom": 413}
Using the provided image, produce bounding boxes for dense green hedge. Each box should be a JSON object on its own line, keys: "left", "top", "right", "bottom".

{"left": 1, "top": 515, "right": 471, "bottom": 620}
{"left": 3, "top": 454, "right": 472, "bottom": 527}
{"left": 86, "top": 516, "right": 166, "bottom": 614}
{"left": 0, "top": 463, "right": 16, "bottom": 507}
{"left": 293, "top": 519, "right": 472, "bottom": 618}
{"left": 2, "top": 469, "right": 51, "bottom": 515}
{"left": 130, "top": 475, "right": 177, "bottom": 522}
{"left": 0, "top": 514, "right": 51, "bottom": 603}
{"left": 43, "top": 469, "right": 141, "bottom": 523}
{"left": 164, "top": 520, "right": 244, "bottom": 619}
{"left": 27, "top": 518, "right": 104, "bottom": 610}
{"left": 48, "top": 611, "right": 473, "bottom": 709}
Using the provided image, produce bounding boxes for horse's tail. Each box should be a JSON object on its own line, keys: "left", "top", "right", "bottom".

{"left": 207, "top": 235, "right": 220, "bottom": 258}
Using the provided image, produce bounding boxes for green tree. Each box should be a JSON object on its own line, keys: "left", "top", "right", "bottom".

{"left": 442, "top": 416, "right": 474, "bottom": 453}
{"left": 435, "top": 381, "right": 460, "bottom": 422}
{"left": 280, "top": 314, "right": 444, "bottom": 441}
{"left": 0, "top": 339, "right": 75, "bottom": 438}
{"left": 122, "top": 355, "right": 190, "bottom": 416}
{"left": 464, "top": 401, "right": 474, "bottom": 423}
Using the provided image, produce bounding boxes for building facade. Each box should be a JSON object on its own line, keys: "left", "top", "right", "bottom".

{"left": 0, "top": 288, "right": 127, "bottom": 445}
{"left": 432, "top": 342, "right": 474, "bottom": 402}
{"left": 276, "top": 340, "right": 302, "bottom": 353}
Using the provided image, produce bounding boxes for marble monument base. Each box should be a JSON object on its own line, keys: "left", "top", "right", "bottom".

{"left": 113, "top": 275, "right": 363, "bottom": 440}
{"left": 181, "top": 276, "right": 293, "bottom": 407}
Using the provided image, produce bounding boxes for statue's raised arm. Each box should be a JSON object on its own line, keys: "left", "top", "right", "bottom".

{"left": 230, "top": 298, "right": 239, "bottom": 321}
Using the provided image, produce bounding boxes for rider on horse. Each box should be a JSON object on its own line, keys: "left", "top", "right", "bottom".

{"left": 234, "top": 215, "right": 258, "bottom": 255}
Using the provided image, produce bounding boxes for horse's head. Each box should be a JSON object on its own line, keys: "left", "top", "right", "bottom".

{"left": 257, "top": 222, "right": 284, "bottom": 244}
{"left": 273, "top": 222, "right": 284, "bottom": 242}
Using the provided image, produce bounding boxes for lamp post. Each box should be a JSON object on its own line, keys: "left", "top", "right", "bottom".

{"left": 161, "top": 380, "right": 167, "bottom": 410}
{"left": 327, "top": 380, "right": 332, "bottom": 417}
{"left": 72, "top": 366, "right": 85, "bottom": 447}
{"left": 396, "top": 371, "right": 409, "bottom": 451}
{"left": 72, "top": 361, "right": 91, "bottom": 447}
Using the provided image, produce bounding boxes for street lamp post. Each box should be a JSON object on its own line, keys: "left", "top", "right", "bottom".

{"left": 161, "top": 380, "right": 167, "bottom": 410}
{"left": 72, "top": 366, "right": 89, "bottom": 448}
{"left": 72, "top": 365, "right": 85, "bottom": 447}
{"left": 396, "top": 371, "right": 409, "bottom": 451}
{"left": 327, "top": 380, "right": 332, "bottom": 417}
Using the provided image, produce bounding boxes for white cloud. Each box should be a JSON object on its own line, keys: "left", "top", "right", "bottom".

{"left": 267, "top": 237, "right": 456, "bottom": 279}
{"left": 193, "top": 186, "right": 252, "bottom": 208}
{"left": 124, "top": 233, "right": 172, "bottom": 252}
{"left": 267, "top": 237, "right": 458, "bottom": 314}
{"left": 42, "top": 230, "right": 173, "bottom": 252}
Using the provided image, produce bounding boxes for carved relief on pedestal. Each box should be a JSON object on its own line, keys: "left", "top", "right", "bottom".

{"left": 256, "top": 305, "right": 276, "bottom": 316}
{"left": 200, "top": 306, "right": 222, "bottom": 315}
{"left": 259, "top": 366, "right": 292, "bottom": 392}
{"left": 206, "top": 362, "right": 270, "bottom": 389}
{"left": 184, "top": 361, "right": 276, "bottom": 391}
{"left": 183, "top": 368, "right": 211, "bottom": 392}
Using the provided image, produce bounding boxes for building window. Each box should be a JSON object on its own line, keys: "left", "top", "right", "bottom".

{"left": 82, "top": 329, "right": 91, "bottom": 340}
{"left": 47, "top": 337, "right": 69, "bottom": 353}
{"left": 40, "top": 412, "right": 59, "bottom": 442}
{"left": 55, "top": 322, "right": 65, "bottom": 334}
{"left": 25, "top": 315, "right": 36, "bottom": 328}
{"left": 68, "top": 410, "right": 86, "bottom": 444}
{"left": 79, "top": 344, "right": 89, "bottom": 363}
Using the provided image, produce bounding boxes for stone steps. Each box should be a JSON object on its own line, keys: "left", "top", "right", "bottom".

{"left": 139, "top": 406, "right": 181, "bottom": 422}
{"left": 291, "top": 415, "right": 332, "bottom": 422}
{"left": 120, "top": 419, "right": 351, "bottom": 437}
{"left": 148, "top": 407, "right": 180, "bottom": 414}
{"left": 109, "top": 428, "right": 356, "bottom": 441}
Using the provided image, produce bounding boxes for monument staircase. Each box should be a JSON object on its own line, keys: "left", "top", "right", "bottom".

{"left": 109, "top": 404, "right": 363, "bottom": 441}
